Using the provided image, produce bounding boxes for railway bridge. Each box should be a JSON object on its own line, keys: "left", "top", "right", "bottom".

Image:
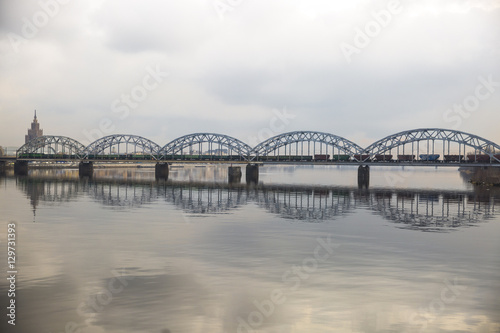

{"left": 2, "top": 128, "right": 500, "bottom": 186}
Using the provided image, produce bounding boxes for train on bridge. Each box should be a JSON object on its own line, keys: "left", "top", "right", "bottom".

{"left": 9, "top": 128, "right": 500, "bottom": 167}
{"left": 16, "top": 152, "right": 500, "bottom": 163}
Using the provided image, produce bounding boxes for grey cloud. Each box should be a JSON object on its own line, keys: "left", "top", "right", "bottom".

{"left": 0, "top": 0, "right": 499, "bottom": 147}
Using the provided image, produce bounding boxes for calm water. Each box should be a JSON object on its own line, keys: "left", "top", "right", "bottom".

{"left": 0, "top": 165, "right": 499, "bottom": 333}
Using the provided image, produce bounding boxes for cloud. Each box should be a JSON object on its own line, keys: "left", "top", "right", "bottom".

{"left": 0, "top": 0, "right": 499, "bottom": 147}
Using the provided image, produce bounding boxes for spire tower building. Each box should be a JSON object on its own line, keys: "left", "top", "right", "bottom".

{"left": 25, "top": 110, "right": 43, "bottom": 143}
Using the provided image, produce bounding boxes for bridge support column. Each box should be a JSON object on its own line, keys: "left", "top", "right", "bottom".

{"left": 228, "top": 166, "right": 242, "bottom": 183}
{"left": 155, "top": 163, "right": 169, "bottom": 180}
{"left": 358, "top": 165, "right": 370, "bottom": 189}
{"left": 14, "top": 160, "right": 29, "bottom": 176}
{"left": 0, "top": 161, "right": 6, "bottom": 175}
{"left": 79, "top": 161, "right": 94, "bottom": 178}
{"left": 246, "top": 164, "right": 259, "bottom": 185}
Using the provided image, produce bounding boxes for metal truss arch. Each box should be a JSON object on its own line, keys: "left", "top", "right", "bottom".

{"left": 251, "top": 131, "right": 363, "bottom": 160}
{"left": 160, "top": 133, "right": 253, "bottom": 160}
{"left": 84, "top": 134, "right": 161, "bottom": 159}
{"left": 17, "top": 135, "right": 86, "bottom": 158}
{"left": 363, "top": 128, "right": 500, "bottom": 162}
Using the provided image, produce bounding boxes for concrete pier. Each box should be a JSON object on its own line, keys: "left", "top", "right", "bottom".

{"left": 14, "top": 160, "right": 29, "bottom": 176}
{"left": 246, "top": 164, "right": 259, "bottom": 185}
{"left": 358, "top": 165, "right": 370, "bottom": 189}
{"left": 79, "top": 161, "right": 94, "bottom": 178}
{"left": 155, "top": 163, "right": 169, "bottom": 179}
{"left": 0, "top": 161, "right": 6, "bottom": 175}
{"left": 228, "top": 166, "right": 242, "bottom": 183}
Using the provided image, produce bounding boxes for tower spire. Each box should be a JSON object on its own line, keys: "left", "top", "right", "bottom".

{"left": 26, "top": 110, "right": 43, "bottom": 143}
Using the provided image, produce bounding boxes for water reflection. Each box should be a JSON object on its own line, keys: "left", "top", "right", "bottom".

{"left": 1, "top": 168, "right": 500, "bottom": 333}
{"left": 14, "top": 174, "right": 498, "bottom": 231}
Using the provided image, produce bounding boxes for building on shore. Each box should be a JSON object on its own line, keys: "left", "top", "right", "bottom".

{"left": 25, "top": 110, "right": 43, "bottom": 143}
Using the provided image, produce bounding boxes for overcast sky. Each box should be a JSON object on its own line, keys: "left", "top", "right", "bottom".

{"left": 1, "top": 0, "right": 499, "bottom": 148}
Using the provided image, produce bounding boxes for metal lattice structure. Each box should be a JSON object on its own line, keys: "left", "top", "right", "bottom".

{"left": 251, "top": 131, "right": 363, "bottom": 160}
{"left": 84, "top": 134, "right": 162, "bottom": 159}
{"left": 13, "top": 129, "right": 500, "bottom": 164}
{"left": 159, "top": 133, "right": 253, "bottom": 160}
{"left": 17, "top": 135, "right": 86, "bottom": 158}
{"left": 363, "top": 128, "right": 500, "bottom": 162}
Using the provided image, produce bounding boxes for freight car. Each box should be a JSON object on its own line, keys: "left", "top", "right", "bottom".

{"left": 471, "top": 154, "right": 500, "bottom": 163}
{"left": 444, "top": 155, "right": 464, "bottom": 162}
{"left": 331, "top": 155, "right": 351, "bottom": 161}
{"left": 397, "top": 155, "right": 415, "bottom": 161}
{"left": 18, "top": 153, "right": 46, "bottom": 159}
{"left": 314, "top": 154, "right": 330, "bottom": 161}
{"left": 467, "top": 154, "right": 491, "bottom": 163}
{"left": 373, "top": 154, "right": 393, "bottom": 162}
{"left": 258, "top": 155, "right": 306, "bottom": 162}
{"left": 419, "top": 154, "right": 440, "bottom": 161}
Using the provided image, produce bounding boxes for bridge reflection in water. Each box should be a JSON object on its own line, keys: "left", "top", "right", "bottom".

{"left": 15, "top": 174, "right": 497, "bottom": 232}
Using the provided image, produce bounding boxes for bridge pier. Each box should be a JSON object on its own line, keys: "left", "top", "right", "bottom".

{"left": 228, "top": 166, "right": 242, "bottom": 183}
{"left": 14, "top": 160, "right": 29, "bottom": 176}
{"left": 79, "top": 161, "right": 94, "bottom": 178}
{"left": 155, "top": 162, "right": 169, "bottom": 180}
{"left": 0, "top": 161, "right": 6, "bottom": 175}
{"left": 358, "top": 165, "right": 370, "bottom": 189}
{"left": 246, "top": 164, "right": 259, "bottom": 185}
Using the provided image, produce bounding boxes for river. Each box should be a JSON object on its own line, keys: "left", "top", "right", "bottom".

{"left": 0, "top": 165, "right": 499, "bottom": 333}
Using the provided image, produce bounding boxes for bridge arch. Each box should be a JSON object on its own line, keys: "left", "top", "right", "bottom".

{"left": 84, "top": 134, "right": 162, "bottom": 159}
{"left": 363, "top": 128, "right": 500, "bottom": 162}
{"left": 159, "top": 133, "right": 253, "bottom": 161}
{"left": 251, "top": 131, "right": 363, "bottom": 161}
{"left": 17, "top": 135, "right": 86, "bottom": 158}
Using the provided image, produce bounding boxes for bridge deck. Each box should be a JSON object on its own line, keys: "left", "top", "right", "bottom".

{"left": 260, "top": 161, "right": 500, "bottom": 167}
{"left": 5, "top": 157, "right": 500, "bottom": 168}
{"left": 0, "top": 157, "right": 17, "bottom": 161}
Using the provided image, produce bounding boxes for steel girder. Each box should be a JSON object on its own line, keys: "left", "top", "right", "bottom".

{"left": 251, "top": 131, "right": 363, "bottom": 160}
{"left": 363, "top": 128, "right": 500, "bottom": 162}
{"left": 17, "top": 135, "right": 86, "bottom": 158}
{"left": 15, "top": 129, "right": 500, "bottom": 163}
{"left": 159, "top": 133, "right": 253, "bottom": 160}
{"left": 84, "top": 134, "right": 162, "bottom": 158}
